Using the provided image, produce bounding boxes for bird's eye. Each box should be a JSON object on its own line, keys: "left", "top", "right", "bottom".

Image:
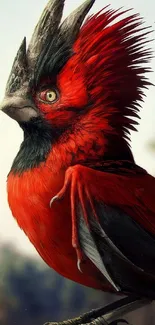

{"left": 38, "top": 88, "right": 58, "bottom": 104}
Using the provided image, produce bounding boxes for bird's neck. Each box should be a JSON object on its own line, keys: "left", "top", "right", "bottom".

{"left": 52, "top": 106, "right": 135, "bottom": 166}
{"left": 10, "top": 119, "right": 53, "bottom": 174}
{"left": 10, "top": 115, "right": 134, "bottom": 175}
{"left": 47, "top": 121, "right": 134, "bottom": 170}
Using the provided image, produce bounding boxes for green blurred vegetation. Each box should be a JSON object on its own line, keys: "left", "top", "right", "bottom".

{"left": 0, "top": 244, "right": 114, "bottom": 325}
{"left": 147, "top": 139, "right": 155, "bottom": 153}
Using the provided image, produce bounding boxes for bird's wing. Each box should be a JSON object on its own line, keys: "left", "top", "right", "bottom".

{"left": 50, "top": 163, "right": 155, "bottom": 296}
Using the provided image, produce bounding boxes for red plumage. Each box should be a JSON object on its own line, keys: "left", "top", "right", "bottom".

{"left": 73, "top": 8, "right": 152, "bottom": 137}
{"left": 1, "top": 0, "right": 155, "bottom": 300}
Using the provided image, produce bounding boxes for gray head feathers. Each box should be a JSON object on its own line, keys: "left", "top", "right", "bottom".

{"left": 6, "top": 0, "right": 95, "bottom": 94}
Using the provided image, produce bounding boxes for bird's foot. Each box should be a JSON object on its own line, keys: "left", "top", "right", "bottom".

{"left": 50, "top": 165, "right": 90, "bottom": 272}
{"left": 44, "top": 319, "right": 128, "bottom": 325}
{"left": 44, "top": 314, "right": 108, "bottom": 325}
{"left": 50, "top": 166, "right": 75, "bottom": 206}
{"left": 43, "top": 296, "right": 151, "bottom": 325}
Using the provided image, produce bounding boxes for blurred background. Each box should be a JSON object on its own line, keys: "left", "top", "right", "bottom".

{"left": 0, "top": 0, "right": 155, "bottom": 324}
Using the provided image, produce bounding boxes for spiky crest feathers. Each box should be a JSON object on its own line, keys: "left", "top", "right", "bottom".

{"left": 61, "top": 7, "right": 153, "bottom": 141}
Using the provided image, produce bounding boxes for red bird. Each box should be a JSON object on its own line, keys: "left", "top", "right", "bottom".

{"left": 1, "top": 0, "right": 155, "bottom": 323}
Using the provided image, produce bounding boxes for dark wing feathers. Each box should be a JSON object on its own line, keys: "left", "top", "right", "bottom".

{"left": 78, "top": 199, "right": 155, "bottom": 298}
{"left": 94, "top": 202, "right": 155, "bottom": 275}
{"left": 78, "top": 204, "right": 120, "bottom": 291}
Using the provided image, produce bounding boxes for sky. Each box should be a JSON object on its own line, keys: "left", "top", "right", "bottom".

{"left": 0, "top": 0, "right": 155, "bottom": 256}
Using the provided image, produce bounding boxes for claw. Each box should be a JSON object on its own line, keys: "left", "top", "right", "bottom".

{"left": 50, "top": 170, "right": 72, "bottom": 208}
{"left": 49, "top": 195, "right": 59, "bottom": 208}
{"left": 77, "top": 258, "right": 83, "bottom": 273}
{"left": 74, "top": 244, "right": 85, "bottom": 273}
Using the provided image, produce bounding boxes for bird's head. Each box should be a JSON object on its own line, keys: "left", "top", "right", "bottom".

{"left": 0, "top": 0, "right": 152, "bottom": 168}
{"left": 0, "top": 0, "right": 93, "bottom": 131}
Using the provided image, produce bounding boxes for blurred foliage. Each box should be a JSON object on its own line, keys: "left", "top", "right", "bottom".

{"left": 147, "top": 140, "right": 155, "bottom": 153}
{"left": 0, "top": 244, "right": 114, "bottom": 325}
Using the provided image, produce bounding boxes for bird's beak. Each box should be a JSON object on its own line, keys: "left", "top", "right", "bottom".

{"left": 0, "top": 97, "right": 39, "bottom": 122}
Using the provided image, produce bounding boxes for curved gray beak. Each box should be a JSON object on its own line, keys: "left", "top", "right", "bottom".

{"left": 0, "top": 97, "right": 39, "bottom": 122}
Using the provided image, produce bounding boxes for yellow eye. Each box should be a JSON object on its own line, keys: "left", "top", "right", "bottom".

{"left": 38, "top": 88, "right": 58, "bottom": 103}
{"left": 45, "top": 90, "right": 57, "bottom": 102}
